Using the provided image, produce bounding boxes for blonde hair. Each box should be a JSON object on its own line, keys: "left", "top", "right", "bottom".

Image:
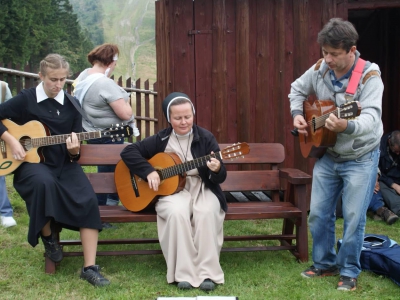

{"left": 39, "top": 54, "right": 71, "bottom": 76}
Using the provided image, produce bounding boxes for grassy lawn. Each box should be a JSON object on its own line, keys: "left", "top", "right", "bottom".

{"left": 1, "top": 174, "right": 399, "bottom": 300}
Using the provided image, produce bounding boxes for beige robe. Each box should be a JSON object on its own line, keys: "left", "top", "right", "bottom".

{"left": 155, "top": 133, "right": 225, "bottom": 287}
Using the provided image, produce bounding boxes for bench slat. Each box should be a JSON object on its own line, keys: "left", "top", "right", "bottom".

{"left": 87, "top": 170, "right": 281, "bottom": 194}
{"left": 79, "top": 143, "right": 285, "bottom": 166}
{"left": 97, "top": 203, "right": 301, "bottom": 223}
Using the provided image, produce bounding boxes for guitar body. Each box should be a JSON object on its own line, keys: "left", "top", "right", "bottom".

{"left": 0, "top": 119, "right": 48, "bottom": 175}
{"left": 300, "top": 100, "right": 339, "bottom": 158}
{"left": 115, "top": 152, "right": 186, "bottom": 212}
{"left": 0, "top": 119, "right": 132, "bottom": 176}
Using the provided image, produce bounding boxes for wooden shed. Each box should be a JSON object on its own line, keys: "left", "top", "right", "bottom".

{"left": 155, "top": 0, "right": 400, "bottom": 175}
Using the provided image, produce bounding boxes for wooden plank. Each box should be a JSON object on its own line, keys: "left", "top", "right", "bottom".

{"left": 225, "top": 0, "right": 238, "bottom": 144}
{"left": 170, "top": 0, "right": 195, "bottom": 98}
{"left": 235, "top": 0, "right": 251, "bottom": 145}
{"left": 211, "top": 0, "right": 229, "bottom": 143}
{"left": 86, "top": 170, "right": 282, "bottom": 195}
{"left": 220, "top": 170, "right": 281, "bottom": 191}
{"left": 254, "top": 0, "right": 271, "bottom": 145}
{"left": 79, "top": 144, "right": 128, "bottom": 165}
{"left": 347, "top": 1, "right": 400, "bottom": 10}
{"left": 193, "top": 0, "right": 214, "bottom": 131}
{"left": 78, "top": 143, "right": 285, "bottom": 166}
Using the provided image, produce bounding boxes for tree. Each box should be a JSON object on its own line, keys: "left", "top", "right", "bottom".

{"left": 0, "top": 0, "right": 94, "bottom": 73}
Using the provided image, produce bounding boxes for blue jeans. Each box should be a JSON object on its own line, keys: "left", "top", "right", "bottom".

{"left": 368, "top": 190, "right": 384, "bottom": 213}
{"left": 87, "top": 137, "right": 124, "bottom": 206}
{"left": 309, "top": 149, "right": 379, "bottom": 278}
{"left": 0, "top": 176, "right": 13, "bottom": 217}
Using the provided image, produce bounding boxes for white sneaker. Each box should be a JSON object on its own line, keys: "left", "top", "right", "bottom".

{"left": 1, "top": 216, "right": 17, "bottom": 228}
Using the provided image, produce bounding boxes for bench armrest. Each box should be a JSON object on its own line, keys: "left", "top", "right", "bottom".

{"left": 279, "top": 168, "right": 312, "bottom": 185}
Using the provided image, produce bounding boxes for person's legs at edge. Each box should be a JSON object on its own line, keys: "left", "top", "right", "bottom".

{"left": 0, "top": 176, "right": 17, "bottom": 228}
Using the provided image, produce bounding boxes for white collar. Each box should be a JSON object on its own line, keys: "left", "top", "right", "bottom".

{"left": 173, "top": 128, "right": 193, "bottom": 137}
{"left": 36, "top": 82, "right": 65, "bottom": 104}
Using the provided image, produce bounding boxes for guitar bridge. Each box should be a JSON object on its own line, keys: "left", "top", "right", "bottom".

{"left": 0, "top": 139, "right": 6, "bottom": 159}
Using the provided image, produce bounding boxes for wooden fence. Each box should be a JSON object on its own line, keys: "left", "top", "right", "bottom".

{"left": 0, "top": 64, "right": 159, "bottom": 141}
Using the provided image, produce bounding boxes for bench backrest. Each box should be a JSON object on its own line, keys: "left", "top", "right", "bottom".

{"left": 80, "top": 143, "right": 285, "bottom": 201}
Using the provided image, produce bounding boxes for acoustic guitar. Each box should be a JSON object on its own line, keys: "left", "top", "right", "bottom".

{"left": 115, "top": 142, "right": 250, "bottom": 212}
{"left": 0, "top": 119, "right": 132, "bottom": 175}
{"left": 299, "top": 99, "right": 361, "bottom": 158}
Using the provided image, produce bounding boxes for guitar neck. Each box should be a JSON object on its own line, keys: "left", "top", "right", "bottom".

{"left": 32, "top": 131, "right": 102, "bottom": 147}
{"left": 313, "top": 108, "right": 341, "bottom": 129}
{"left": 159, "top": 151, "right": 222, "bottom": 180}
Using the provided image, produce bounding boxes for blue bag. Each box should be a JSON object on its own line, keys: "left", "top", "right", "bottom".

{"left": 338, "top": 234, "right": 400, "bottom": 287}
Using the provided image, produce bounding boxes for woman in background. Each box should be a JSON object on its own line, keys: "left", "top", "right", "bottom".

{"left": 74, "top": 43, "right": 137, "bottom": 213}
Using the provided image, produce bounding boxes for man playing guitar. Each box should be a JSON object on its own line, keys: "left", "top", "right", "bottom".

{"left": 289, "top": 18, "right": 383, "bottom": 291}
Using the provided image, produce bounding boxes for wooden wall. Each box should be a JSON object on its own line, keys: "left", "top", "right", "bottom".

{"left": 155, "top": 0, "right": 400, "bottom": 176}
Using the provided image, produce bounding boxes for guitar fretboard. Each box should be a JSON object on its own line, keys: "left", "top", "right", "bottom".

{"left": 159, "top": 152, "right": 221, "bottom": 180}
{"left": 310, "top": 109, "right": 340, "bottom": 130}
{"left": 32, "top": 131, "right": 102, "bottom": 147}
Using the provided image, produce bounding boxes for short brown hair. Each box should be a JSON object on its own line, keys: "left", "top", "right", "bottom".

{"left": 317, "top": 18, "right": 358, "bottom": 52}
{"left": 87, "top": 43, "right": 119, "bottom": 66}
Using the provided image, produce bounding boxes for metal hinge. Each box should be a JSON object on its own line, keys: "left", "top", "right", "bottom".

{"left": 188, "top": 30, "right": 212, "bottom": 44}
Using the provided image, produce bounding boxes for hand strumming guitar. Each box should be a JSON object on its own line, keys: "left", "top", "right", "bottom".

{"left": 0, "top": 130, "right": 26, "bottom": 161}
{"left": 147, "top": 171, "right": 160, "bottom": 192}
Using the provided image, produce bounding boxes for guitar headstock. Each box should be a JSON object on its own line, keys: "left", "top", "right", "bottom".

{"left": 221, "top": 142, "right": 250, "bottom": 160}
{"left": 339, "top": 101, "right": 361, "bottom": 119}
{"left": 101, "top": 124, "right": 133, "bottom": 138}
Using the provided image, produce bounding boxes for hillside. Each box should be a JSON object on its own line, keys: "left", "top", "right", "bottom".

{"left": 71, "top": 0, "right": 157, "bottom": 85}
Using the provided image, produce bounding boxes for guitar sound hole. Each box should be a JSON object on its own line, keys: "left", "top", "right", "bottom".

{"left": 20, "top": 137, "right": 33, "bottom": 152}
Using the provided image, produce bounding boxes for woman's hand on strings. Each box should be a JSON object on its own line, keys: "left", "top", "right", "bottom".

{"left": 207, "top": 151, "right": 221, "bottom": 173}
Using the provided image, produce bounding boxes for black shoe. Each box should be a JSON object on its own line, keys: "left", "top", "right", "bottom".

{"left": 102, "top": 222, "right": 117, "bottom": 229}
{"left": 337, "top": 276, "right": 357, "bottom": 291}
{"left": 80, "top": 265, "right": 110, "bottom": 287}
{"left": 199, "top": 279, "right": 215, "bottom": 291}
{"left": 41, "top": 235, "right": 63, "bottom": 263}
{"left": 301, "top": 265, "right": 339, "bottom": 278}
{"left": 177, "top": 281, "right": 193, "bottom": 289}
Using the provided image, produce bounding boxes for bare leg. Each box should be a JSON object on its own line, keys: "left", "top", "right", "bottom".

{"left": 80, "top": 228, "right": 99, "bottom": 267}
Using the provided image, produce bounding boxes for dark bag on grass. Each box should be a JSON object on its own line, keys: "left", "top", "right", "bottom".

{"left": 338, "top": 234, "right": 400, "bottom": 287}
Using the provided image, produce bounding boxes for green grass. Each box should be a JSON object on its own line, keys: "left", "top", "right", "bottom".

{"left": 1, "top": 174, "right": 400, "bottom": 299}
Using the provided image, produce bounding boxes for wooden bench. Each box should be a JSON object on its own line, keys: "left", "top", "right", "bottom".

{"left": 46, "top": 143, "right": 312, "bottom": 274}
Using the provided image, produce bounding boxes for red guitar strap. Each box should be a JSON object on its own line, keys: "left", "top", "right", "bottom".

{"left": 345, "top": 58, "right": 366, "bottom": 101}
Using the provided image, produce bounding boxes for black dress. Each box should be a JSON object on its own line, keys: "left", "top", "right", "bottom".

{"left": 0, "top": 87, "right": 102, "bottom": 247}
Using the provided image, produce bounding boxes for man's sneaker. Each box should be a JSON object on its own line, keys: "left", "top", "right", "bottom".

{"left": 337, "top": 276, "right": 357, "bottom": 291}
{"left": 381, "top": 207, "right": 399, "bottom": 225}
{"left": 41, "top": 235, "right": 63, "bottom": 263}
{"left": 301, "top": 265, "right": 339, "bottom": 278}
{"left": 0, "top": 216, "right": 17, "bottom": 228}
{"left": 80, "top": 265, "right": 110, "bottom": 287}
{"left": 199, "top": 279, "right": 215, "bottom": 291}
